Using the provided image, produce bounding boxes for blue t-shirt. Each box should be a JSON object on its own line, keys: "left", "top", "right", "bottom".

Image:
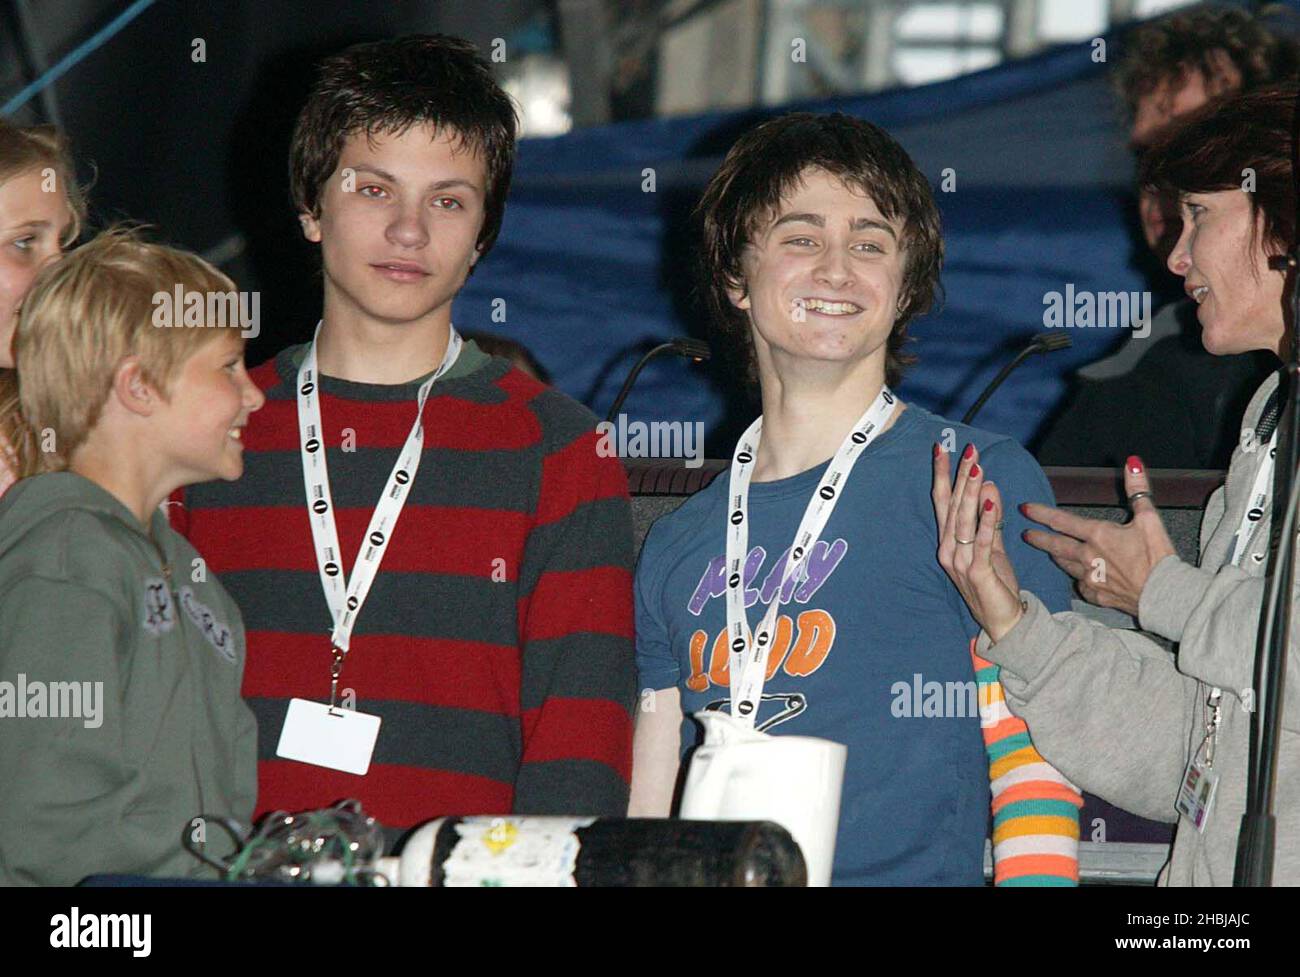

{"left": 634, "top": 403, "right": 1072, "bottom": 885}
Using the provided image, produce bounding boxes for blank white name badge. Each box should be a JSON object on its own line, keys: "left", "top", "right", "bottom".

{"left": 276, "top": 698, "right": 382, "bottom": 775}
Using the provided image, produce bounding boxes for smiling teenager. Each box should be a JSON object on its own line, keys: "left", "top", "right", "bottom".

{"left": 0, "top": 230, "right": 262, "bottom": 883}
{"left": 171, "top": 35, "right": 636, "bottom": 836}
{"left": 934, "top": 85, "right": 1300, "bottom": 885}
{"left": 631, "top": 113, "right": 1081, "bottom": 885}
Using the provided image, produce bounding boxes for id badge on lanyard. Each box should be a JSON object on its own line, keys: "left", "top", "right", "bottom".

{"left": 275, "top": 323, "right": 462, "bottom": 774}
{"left": 724, "top": 386, "right": 896, "bottom": 727}
{"left": 1176, "top": 689, "right": 1222, "bottom": 832}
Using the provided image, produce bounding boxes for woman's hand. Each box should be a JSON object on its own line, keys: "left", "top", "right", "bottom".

{"left": 1020, "top": 455, "right": 1175, "bottom": 617}
{"left": 932, "top": 443, "right": 1025, "bottom": 643}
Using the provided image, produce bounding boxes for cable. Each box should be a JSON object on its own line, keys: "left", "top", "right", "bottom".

{"left": 1, "top": 0, "right": 159, "bottom": 117}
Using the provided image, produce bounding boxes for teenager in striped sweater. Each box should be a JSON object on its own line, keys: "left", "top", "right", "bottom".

{"left": 172, "top": 35, "right": 636, "bottom": 836}
{"left": 631, "top": 113, "right": 1080, "bottom": 884}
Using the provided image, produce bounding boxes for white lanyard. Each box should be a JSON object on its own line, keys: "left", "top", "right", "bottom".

{"left": 297, "top": 322, "right": 462, "bottom": 706}
{"left": 1202, "top": 429, "right": 1278, "bottom": 752}
{"left": 1228, "top": 435, "right": 1277, "bottom": 568}
{"left": 724, "top": 386, "right": 896, "bottom": 727}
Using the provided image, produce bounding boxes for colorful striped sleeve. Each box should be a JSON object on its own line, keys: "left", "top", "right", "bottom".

{"left": 973, "top": 643, "right": 1082, "bottom": 886}
{"left": 513, "top": 394, "right": 637, "bottom": 816}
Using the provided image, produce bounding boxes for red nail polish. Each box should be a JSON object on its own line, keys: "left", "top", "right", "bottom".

{"left": 969, "top": 463, "right": 980, "bottom": 477}
{"left": 933, "top": 442, "right": 941, "bottom": 458}
{"left": 1127, "top": 455, "right": 1143, "bottom": 474}
{"left": 963, "top": 444, "right": 974, "bottom": 460}
{"left": 983, "top": 499, "right": 994, "bottom": 512}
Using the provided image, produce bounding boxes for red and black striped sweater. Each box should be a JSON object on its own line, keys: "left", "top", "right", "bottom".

{"left": 171, "top": 339, "right": 635, "bottom": 829}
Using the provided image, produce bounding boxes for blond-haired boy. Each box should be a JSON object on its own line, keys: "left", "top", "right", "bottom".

{"left": 0, "top": 229, "right": 263, "bottom": 884}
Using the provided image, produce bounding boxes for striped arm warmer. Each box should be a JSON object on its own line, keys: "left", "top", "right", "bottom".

{"left": 973, "top": 643, "right": 1082, "bottom": 886}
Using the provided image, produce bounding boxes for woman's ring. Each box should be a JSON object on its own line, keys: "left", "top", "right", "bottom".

{"left": 1127, "top": 490, "right": 1153, "bottom": 506}
{"left": 955, "top": 535, "right": 976, "bottom": 545}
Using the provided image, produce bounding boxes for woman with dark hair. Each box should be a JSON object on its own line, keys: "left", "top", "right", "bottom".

{"left": 934, "top": 85, "right": 1300, "bottom": 885}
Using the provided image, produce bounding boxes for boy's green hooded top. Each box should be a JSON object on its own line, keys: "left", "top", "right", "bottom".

{"left": 0, "top": 472, "right": 256, "bottom": 884}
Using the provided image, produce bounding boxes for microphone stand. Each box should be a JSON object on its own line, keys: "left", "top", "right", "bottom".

{"left": 1235, "top": 240, "right": 1300, "bottom": 887}
{"left": 961, "top": 332, "right": 1071, "bottom": 426}
{"left": 605, "top": 338, "right": 710, "bottom": 423}
{"left": 1236, "top": 90, "right": 1300, "bottom": 886}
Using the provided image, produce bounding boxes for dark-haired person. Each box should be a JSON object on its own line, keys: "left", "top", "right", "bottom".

{"left": 1038, "top": 5, "right": 1294, "bottom": 468}
{"left": 1122, "top": 4, "right": 1295, "bottom": 265}
{"left": 937, "top": 86, "right": 1300, "bottom": 886}
{"left": 631, "top": 112, "right": 1081, "bottom": 885}
{"left": 172, "top": 35, "right": 636, "bottom": 835}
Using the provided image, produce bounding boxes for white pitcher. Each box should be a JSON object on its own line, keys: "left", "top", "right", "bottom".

{"left": 679, "top": 710, "right": 846, "bottom": 886}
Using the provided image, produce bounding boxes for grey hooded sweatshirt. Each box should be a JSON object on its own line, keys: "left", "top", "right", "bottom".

{"left": 976, "top": 371, "right": 1300, "bottom": 885}
{"left": 0, "top": 472, "right": 257, "bottom": 884}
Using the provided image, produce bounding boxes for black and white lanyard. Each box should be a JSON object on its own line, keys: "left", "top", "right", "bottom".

{"left": 1228, "top": 434, "right": 1276, "bottom": 568}
{"left": 296, "top": 322, "right": 463, "bottom": 707}
{"left": 1203, "top": 425, "right": 1278, "bottom": 761}
{"left": 724, "top": 385, "right": 896, "bottom": 728}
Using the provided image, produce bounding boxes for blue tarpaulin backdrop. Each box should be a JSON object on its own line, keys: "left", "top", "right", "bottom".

{"left": 453, "top": 33, "right": 1178, "bottom": 455}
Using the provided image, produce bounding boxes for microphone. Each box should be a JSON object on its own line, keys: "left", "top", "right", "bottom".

{"left": 961, "top": 331, "right": 1072, "bottom": 426}
{"left": 605, "top": 338, "right": 711, "bottom": 423}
